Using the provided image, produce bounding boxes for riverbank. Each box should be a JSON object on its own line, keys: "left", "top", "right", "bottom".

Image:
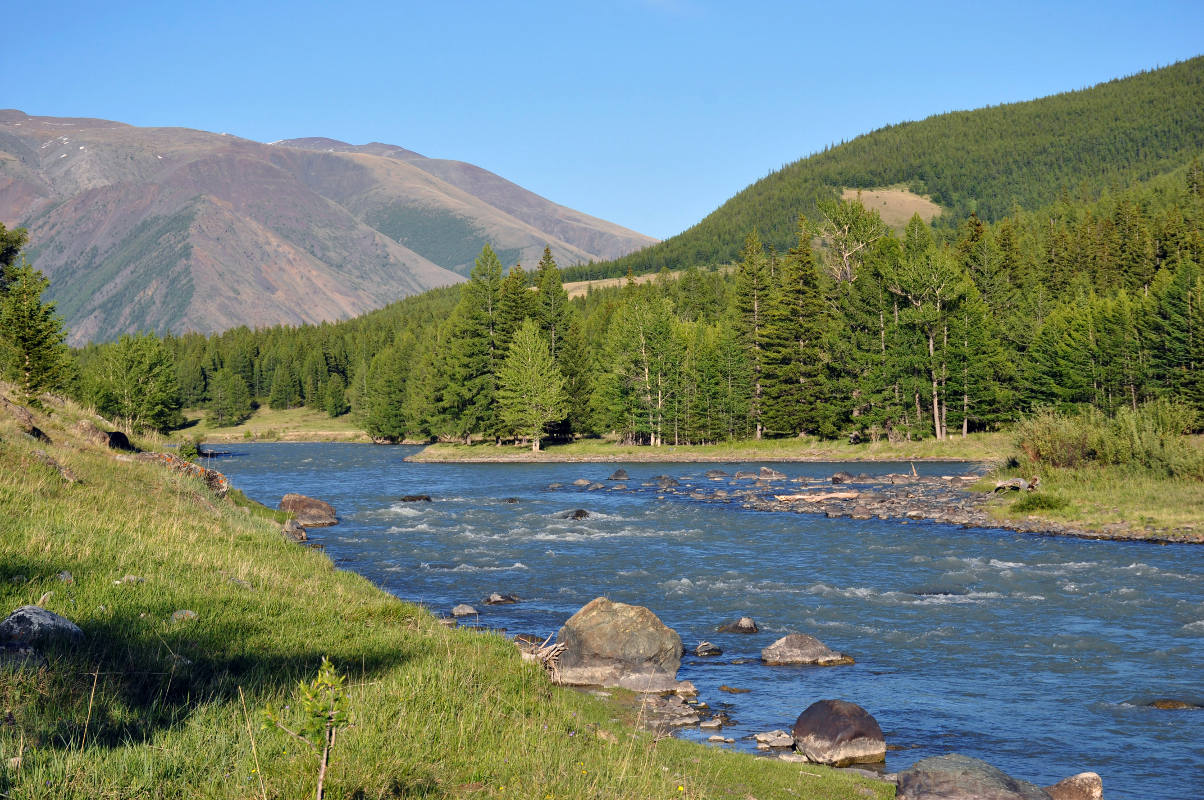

{"left": 407, "top": 433, "right": 1012, "bottom": 463}
{"left": 181, "top": 405, "right": 372, "bottom": 443}
{"left": 0, "top": 393, "right": 887, "bottom": 799}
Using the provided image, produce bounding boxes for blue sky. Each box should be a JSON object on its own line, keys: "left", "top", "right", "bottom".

{"left": 6, "top": 1, "right": 1203, "bottom": 240}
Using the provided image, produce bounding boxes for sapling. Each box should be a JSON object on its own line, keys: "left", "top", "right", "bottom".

{"left": 262, "top": 657, "right": 349, "bottom": 800}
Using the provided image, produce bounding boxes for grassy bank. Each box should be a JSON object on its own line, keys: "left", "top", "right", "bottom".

{"left": 982, "top": 463, "right": 1203, "bottom": 538}
{"left": 182, "top": 406, "right": 371, "bottom": 443}
{"left": 0, "top": 393, "right": 889, "bottom": 799}
{"left": 409, "top": 432, "right": 1012, "bottom": 463}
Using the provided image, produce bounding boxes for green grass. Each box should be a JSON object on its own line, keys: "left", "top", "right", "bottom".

{"left": 0, "top": 392, "right": 891, "bottom": 799}
{"left": 412, "top": 432, "right": 1012, "bottom": 463}
{"left": 181, "top": 406, "right": 372, "bottom": 444}
{"left": 982, "top": 461, "right": 1204, "bottom": 539}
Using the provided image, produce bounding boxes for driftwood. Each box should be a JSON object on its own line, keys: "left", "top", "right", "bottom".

{"left": 993, "top": 476, "right": 1040, "bottom": 493}
{"left": 518, "top": 633, "right": 567, "bottom": 683}
{"left": 774, "top": 491, "right": 861, "bottom": 503}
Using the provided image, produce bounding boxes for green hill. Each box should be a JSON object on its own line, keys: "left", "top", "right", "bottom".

{"left": 569, "top": 56, "right": 1204, "bottom": 280}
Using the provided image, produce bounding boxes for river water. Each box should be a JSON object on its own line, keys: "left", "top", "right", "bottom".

{"left": 213, "top": 443, "right": 1203, "bottom": 799}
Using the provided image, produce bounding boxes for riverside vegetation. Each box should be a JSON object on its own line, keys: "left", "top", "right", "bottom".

{"left": 0, "top": 391, "right": 890, "bottom": 799}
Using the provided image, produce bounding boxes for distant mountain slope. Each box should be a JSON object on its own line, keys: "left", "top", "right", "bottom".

{"left": 579, "top": 56, "right": 1204, "bottom": 279}
{"left": 0, "top": 112, "right": 656, "bottom": 343}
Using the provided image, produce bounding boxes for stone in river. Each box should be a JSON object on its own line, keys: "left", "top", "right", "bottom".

{"left": 762, "top": 633, "right": 853, "bottom": 665}
{"left": 554, "top": 597, "right": 683, "bottom": 692}
{"left": 759, "top": 466, "right": 786, "bottom": 480}
{"left": 484, "top": 593, "right": 519, "bottom": 605}
{"left": 399, "top": 494, "right": 432, "bottom": 502}
{"left": 716, "top": 616, "right": 758, "bottom": 634}
{"left": 279, "top": 493, "right": 337, "bottom": 526}
{"left": 896, "top": 754, "right": 1052, "bottom": 800}
{"left": 572, "top": 479, "right": 591, "bottom": 487}
{"left": 559, "top": 509, "right": 590, "bottom": 520}
{"left": 791, "top": 699, "right": 885, "bottom": 767}
{"left": 1044, "top": 772, "right": 1103, "bottom": 800}
{"left": 831, "top": 471, "right": 855, "bottom": 484}
{"left": 451, "top": 604, "right": 478, "bottom": 617}
{"left": 607, "top": 469, "right": 629, "bottom": 481}
{"left": 694, "top": 641, "right": 722, "bottom": 657}
{"left": 705, "top": 469, "right": 729, "bottom": 478}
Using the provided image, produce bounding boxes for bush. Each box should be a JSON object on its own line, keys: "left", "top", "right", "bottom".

{"left": 178, "top": 437, "right": 201, "bottom": 462}
{"left": 1015, "top": 400, "right": 1204, "bottom": 479}
{"left": 1010, "top": 492, "right": 1069, "bottom": 513}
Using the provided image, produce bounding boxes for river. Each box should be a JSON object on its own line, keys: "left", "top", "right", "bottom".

{"left": 213, "top": 443, "right": 1203, "bottom": 799}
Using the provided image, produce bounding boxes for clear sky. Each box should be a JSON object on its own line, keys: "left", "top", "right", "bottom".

{"left": 6, "top": 1, "right": 1203, "bottom": 240}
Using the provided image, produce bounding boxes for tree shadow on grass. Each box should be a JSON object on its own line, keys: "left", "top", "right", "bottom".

{"left": 2, "top": 605, "right": 430, "bottom": 752}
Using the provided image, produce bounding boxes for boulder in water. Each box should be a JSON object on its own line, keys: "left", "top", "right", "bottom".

{"left": 705, "top": 469, "right": 729, "bottom": 478}
{"left": 762, "top": 633, "right": 853, "bottom": 665}
{"left": 484, "top": 592, "right": 519, "bottom": 605}
{"left": 831, "top": 471, "right": 855, "bottom": 484}
{"left": 1044, "top": 772, "right": 1103, "bottom": 800}
{"left": 896, "top": 754, "right": 1052, "bottom": 800}
{"left": 279, "top": 493, "right": 337, "bottom": 527}
{"left": 607, "top": 469, "right": 629, "bottom": 481}
{"left": 451, "top": 604, "right": 478, "bottom": 618}
{"left": 571, "top": 478, "right": 591, "bottom": 487}
{"left": 560, "top": 509, "right": 590, "bottom": 520}
{"left": 759, "top": 466, "right": 786, "bottom": 480}
{"left": 399, "top": 494, "right": 432, "bottom": 502}
{"left": 791, "top": 699, "right": 884, "bottom": 766}
{"left": 717, "top": 616, "right": 758, "bottom": 634}
{"left": 1148, "top": 698, "right": 1199, "bottom": 710}
{"left": 694, "top": 641, "right": 722, "bottom": 657}
{"left": 555, "top": 597, "right": 682, "bottom": 691}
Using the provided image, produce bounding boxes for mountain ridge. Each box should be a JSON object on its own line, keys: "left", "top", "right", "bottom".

{"left": 0, "top": 111, "right": 656, "bottom": 343}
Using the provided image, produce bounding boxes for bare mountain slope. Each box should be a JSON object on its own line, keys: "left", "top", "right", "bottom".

{"left": 0, "top": 111, "right": 656, "bottom": 343}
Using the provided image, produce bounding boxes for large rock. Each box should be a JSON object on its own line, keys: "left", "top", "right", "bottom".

{"left": 607, "top": 469, "right": 629, "bottom": 481}
{"left": 762, "top": 633, "right": 854, "bottom": 666}
{"left": 0, "top": 606, "right": 84, "bottom": 645}
{"left": 555, "top": 597, "right": 682, "bottom": 691}
{"left": 279, "top": 493, "right": 337, "bottom": 526}
{"left": 896, "top": 754, "right": 1052, "bottom": 800}
{"left": 791, "top": 699, "right": 885, "bottom": 766}
{"left": 1044, "top": 773, "right": 1103, "bottom": 800}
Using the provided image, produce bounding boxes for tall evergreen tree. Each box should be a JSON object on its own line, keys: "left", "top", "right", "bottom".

{"left": 0, "top": 260, "right": 68, "bottom": 404}
{"left": 207, "top": 368, "right": 253, "bottom": 427}
{"left": 761, "top": 218, "right": 828, "bottom": 435}
{"left": 734, "top": 231, "right": 769, "bottom": 438}
{"left": 497, "top": 319, "right": 567, "bottom": 451}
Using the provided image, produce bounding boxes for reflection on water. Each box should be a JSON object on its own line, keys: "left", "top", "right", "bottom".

{"left": 215, "top": 443, "right": 1204, "bottom": 800}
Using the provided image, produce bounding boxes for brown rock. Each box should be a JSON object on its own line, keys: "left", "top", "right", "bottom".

{"left": 279, "top": 493, "right": 337, "bottom": 526}
{"left": 75, "top": 419, "right": 110, "bottom": 447}
{"left": 762, "top": 633, "right": 853, "bottom": 666}
{"left": 1044, "top": 772, "right": 1103, "bottom": 800}
{"left": 555, "top": 597, "right": 682, "bottom": 690}
{"left": 896, "top": 754, "right": 1051, "bottom": 800}
{"left": 717, "top": 616, "right": 759, "bottom": 634}
{"left": 791, "top": 699, "right": 885, "bottom": 767}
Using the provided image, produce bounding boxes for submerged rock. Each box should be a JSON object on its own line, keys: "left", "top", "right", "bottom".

{"left": 279, "top": 493, "right": 337, "bottom": 526}
{"left": 694, "top": 641, "right": 722, "bottom": 657}
{"left": 831, "top": 471, "right": 855, "bottom": 484}
{"left": 607, "top": 469, "right": 629, "bottom": 481}
{"left": 1148, "top": 698, "right": 1200, "bottom": 710}
{"left": 572, "top": 479, "right": 591, "bottom": 487}
{"left": 791, "top": 699, "right": 885, "bottom": 767}
{"left": 399, "top": 494, "right": 432, "bottom": 502}
{"left": 555, "top": 597, "right": 682, "bottom": 691}
{"left": 762, "top": 633, "right": 853, "bottom": 665}
{"left": 896, "top": 754, "right": 1052, "bottom": 800}
{"left": 759, "top": 466, "right": 786, "bottom": 480}
{"left": 705, "top": 469, "right": 729, "bottom": 478}
{"left": 484, "top": 592, "right": 519, "bottom": 605}
{"left": 451, "top": 604, "right": 478, "bottom": 618}
{"left": 560, "top": 509, "right": 590, "bottom": 520}
{"left": 717, "top": 616, "right": 758, "bottom": 634}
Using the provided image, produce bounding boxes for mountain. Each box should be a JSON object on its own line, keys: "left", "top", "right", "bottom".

{"left": 572, "top": 56, "right": 1204, "bottom": 280}
{"left": 0, "top": 112, "right": 656, "bottom": 343}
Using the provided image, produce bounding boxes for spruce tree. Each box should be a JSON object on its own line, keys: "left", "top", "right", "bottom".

{"left": 208, "top": 368, "right": 253, "bottom": 427}
{"left": 734, "top": 231, "right": 768, "bottom": 438}
{"left": 761, "top": 218, "right": 828, "bottom": 436}
{"left": 0, "top": 260, "right": 68, "bottom": 404}
{"left": 363, "top": 345, "right": 408, "bottom": 440}
{"left": 436, "top": 245, "right": 503, "bottom": 442}
{"left": 497, "top": 319, "right": 567, "bottom": 451}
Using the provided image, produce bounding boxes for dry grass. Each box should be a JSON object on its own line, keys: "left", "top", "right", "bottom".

{"left": 842, "top": 187, "right": 942, "bottom": 230}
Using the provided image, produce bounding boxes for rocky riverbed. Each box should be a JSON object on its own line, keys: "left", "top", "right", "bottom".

{"left": 551, "top": 466, "right": 1202, "bottom": 544}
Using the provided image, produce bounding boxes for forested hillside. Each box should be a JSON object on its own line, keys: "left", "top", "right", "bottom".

{"left": 567, "top": 57, "right": 1204, "bottom": 280}
{"left": 57, "top": 158, "right": 1204, "bottom": 452}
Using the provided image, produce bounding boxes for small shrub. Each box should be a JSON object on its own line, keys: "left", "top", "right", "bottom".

{"left": 1010, "top": 492, "right": 1069, "bottom": 513}
{"left": 178, "top": 437, "right": 201, "bottom": 462}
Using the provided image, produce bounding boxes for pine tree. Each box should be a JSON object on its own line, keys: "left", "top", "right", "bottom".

{"left": 323, "top": 374, "right": 350, "bottom": 418}
{"left": 269, "top": 362, "right": 301, "bottom": 410}
{"left": 734, "top": 231, "right": 769, "bottom": 438}
{"left": 761, "top": 218, "right": 828, "bottom": 436}
{"left": 208, "top": 368, "right": 253, "bottom": 427}
{"left": 496, "top": 264, "right": 535, "bottom": 355}
{"left": 362, "top": 345, "right": 408, "bottom": 440}
{"left": 497, "top": 319, "right": 567, "bottom": 451}
{"left": 0, "top": 260, "right": 68, "bottom": 404}
{"left": 435, "top": 245, "right": 504, "bottom": 442}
